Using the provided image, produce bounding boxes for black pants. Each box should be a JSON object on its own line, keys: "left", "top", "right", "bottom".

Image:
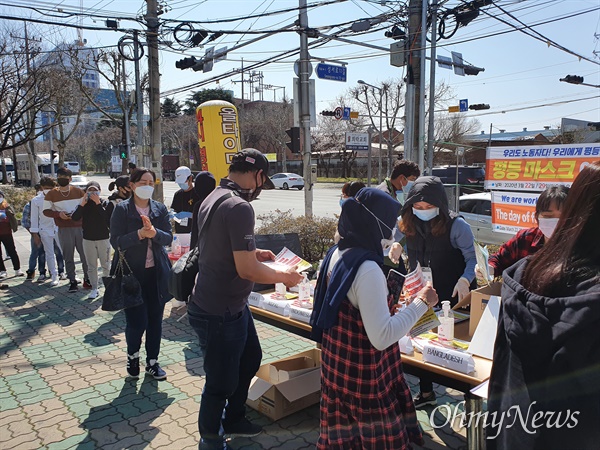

{"left": 0, "top": 234, "right": 20, "bottom": 272}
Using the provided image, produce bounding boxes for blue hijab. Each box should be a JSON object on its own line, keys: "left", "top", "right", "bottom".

{"left": 310, "top": 188, "right": 401, "bottom": 341}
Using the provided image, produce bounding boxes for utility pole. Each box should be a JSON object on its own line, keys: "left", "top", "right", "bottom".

{"left": 122, "top": 58, "right": 131, "bottom": 175}
{"left": 417, "top": 0, "right": 427, "bottom": 170}
{"left": 133, "top": 30, "right": 144, "bottom": 164}
{"left": 426, "top": 0, "right": 438, "bottom": 172}
{"left": 299, "top": 0, "right": 313, "bottom": 217}
{"left": 145, "top": 0, "right": 163, "bottom": 201}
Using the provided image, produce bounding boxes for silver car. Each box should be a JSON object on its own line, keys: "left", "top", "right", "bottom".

{"left": 71, "top": 175, "right": 89, "bottom": 190}
{"left": 458, "top": 192, "right": 513, "bottom": 246}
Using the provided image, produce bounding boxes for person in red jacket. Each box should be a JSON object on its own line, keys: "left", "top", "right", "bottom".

{"left": 486, "top": 185, "right": 569, "bottom": 278}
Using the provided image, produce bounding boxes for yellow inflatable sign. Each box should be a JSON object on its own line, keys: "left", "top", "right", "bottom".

{"left": 196, "top": 100, "right": 241, "bottom": 181}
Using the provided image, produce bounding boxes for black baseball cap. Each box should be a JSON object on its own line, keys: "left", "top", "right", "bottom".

{"left": 231, "top": 148, "right": 275, "bottom": 190}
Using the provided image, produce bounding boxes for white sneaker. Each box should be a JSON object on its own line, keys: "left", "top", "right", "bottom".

{"left": 87, "top": 289, "right": 99, "bottom": 299}
{"left": 0, "top": 271, "right": 7, "bottom": 279}
{"left": 15, "top": 269, "right": 25, "bottom": 277}
{"left": 59, "top": 273, "right": 68, "bottom": 281}
{"left": 50, "top": 278, "right": 59, "bottom": 287}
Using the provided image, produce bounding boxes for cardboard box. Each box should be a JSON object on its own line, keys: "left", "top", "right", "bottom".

{"left": 247, "top": 349, "right": 321, "bottom": 420}
{"left": 454, "top": 281, "right": 502, "bottom": 336}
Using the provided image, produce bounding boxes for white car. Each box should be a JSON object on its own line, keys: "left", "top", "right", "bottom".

{"left": 458, "top": 192, "right": 513, "bottom": 246}
{"left": 71, "top": 175, "right": 89, "bottom": 190}
{"left": 270, "top": 173, "right": 305, "bottom": 190}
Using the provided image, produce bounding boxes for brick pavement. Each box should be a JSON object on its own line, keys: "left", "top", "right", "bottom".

{"left": 1, "top": 228, "right": 468, "bottom": 449}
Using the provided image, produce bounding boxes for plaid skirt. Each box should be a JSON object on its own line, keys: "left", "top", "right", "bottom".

{"left": 318, "top": 298, "right": 423, "bottom": 450}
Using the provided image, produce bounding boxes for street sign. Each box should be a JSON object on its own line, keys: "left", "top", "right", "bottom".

{"left": 459, "top": 99, "right": 469, "bottom": 112}
{"left": 334, "top": 106, "right": 343, "bottom": 120}
{"left": 294, "top": 59, "right": 313, "bottom": 78}
{"left": 316, "top": 63, "right": 347, "bottom": 82}
{"left": 451, "top": 51, "right": 464, "bottom": 76}
{"left": 345, "top": 132, "right": 369, "bottom": 151}
{"left": 448, "top": 105, "right": 460, "bottom": 113}
{"left": 350, "top": 111, "right": 359, "bottom": 119}
{"left": 342, "top": 107, "right": 351, "bottom": 121}
{"left": 437, "top": 55, "right": 453, "bottom": 70}
{"left": 203, "top": 46, "right": 214, "bottom": 73}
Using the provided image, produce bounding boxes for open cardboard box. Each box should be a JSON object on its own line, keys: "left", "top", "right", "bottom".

{"left": 454, "top": 281, "right": 502, "bottom": 336}
{"left": 247, "top": 349, "right": 321, "bottom": 421}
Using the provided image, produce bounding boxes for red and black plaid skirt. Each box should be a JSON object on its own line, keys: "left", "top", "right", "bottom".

{"left": 317, "top": 298, "right": 424, "bottom": 450}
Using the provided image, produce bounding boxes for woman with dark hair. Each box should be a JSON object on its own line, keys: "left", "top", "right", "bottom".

{"left": 396, "top": 176, "right": 477, "bottom": 407}
{"left": 312, "top": 187, "right": 438, "bottom": 450}
{"left": 487, "top": 161, "right": 600, "bottom": 450}
{"left": 109, "top": 168, "right": 173, "bottom": 380}
{"left": 189, "top": 171, "right": 217, "bottom": 249}
{"left": 105, "top": 175, "right": 132, "bottom": 226}
{"left": 486, "top": 185, "right": 569, "bottom": 278}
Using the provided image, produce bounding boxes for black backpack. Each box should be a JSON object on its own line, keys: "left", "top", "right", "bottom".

{"left": 168, "top": 191, "right": 235, "bottom": 302}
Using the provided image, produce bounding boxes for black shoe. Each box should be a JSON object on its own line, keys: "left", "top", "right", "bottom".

{"left": 68, "top": 282, "right": 78, "bottom": 293}
{"left": 199, "top": 439, "right": 233, "bottom": 450}
{"left": 26, "top": 271, "right": 35, "bottom": 281}
{"left": 413, "top": 391, "right": 437, "bottom": 408}
{"left": 145, "top": 362, "right": 167, "bottom": 380}
{"left": 83, "top": 279, "right": 92, "bottom": 289}
{"left": 223, "top": 417, "right": 263, "bottom": 438}
{"left": 127, "top": 354, "right": 140, "bottom": 379}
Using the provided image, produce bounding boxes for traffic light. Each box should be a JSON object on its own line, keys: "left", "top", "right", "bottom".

{"left": 285, "top": 127, "right": 301, "bottom": 154}
{"left": 175, "top": 56, "right": 203, "bottom": 71}
{"left": 561, "top": 75, "right": 584, "bottom": 84}
{"left": 119, "top": 144, "right": 128, "bottom": 160}
{"left": 464, "top": 65, "right": 485, "bottom": 76}
{"left": 384, "top": 25, "right": 406, "bottom": 40}
{"left": 320, "top": 110, "right": 336, "bottom": 117}
{"left": 469, "top": 103, "right": 490, "bottom": 110}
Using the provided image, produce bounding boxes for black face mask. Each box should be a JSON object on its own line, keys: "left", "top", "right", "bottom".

{"left": 57, "top": 178, "right": 69, "bottom": 187}
{"left": 239, "top": 172, "right": 263, "bottom": 202}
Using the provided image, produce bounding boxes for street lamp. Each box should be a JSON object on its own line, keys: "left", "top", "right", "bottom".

{"left": 358, "top": 80, "right": 384, "bottom": 183}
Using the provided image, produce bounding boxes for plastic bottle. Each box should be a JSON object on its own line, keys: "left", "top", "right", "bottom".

{"left": 172, "top": 235, "right": 181, "bottom": 256}
{"left": 298, "top": 274, "right": 311, "bottom": 308}
{"left": 438, "top": 301, "right": 455, "bottom": 342}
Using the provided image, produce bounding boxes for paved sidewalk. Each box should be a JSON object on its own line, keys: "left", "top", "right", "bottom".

{"left": 1, "top": 229, "right": 468, "bottom": 449}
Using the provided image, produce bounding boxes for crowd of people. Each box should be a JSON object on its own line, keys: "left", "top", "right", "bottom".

{"left": 0, "top": 155, "right": 598, "bottom": 450}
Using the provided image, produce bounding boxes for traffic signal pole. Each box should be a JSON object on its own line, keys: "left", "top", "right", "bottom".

{"left": 299, "top": 0, "right": 313, "bottom": 218}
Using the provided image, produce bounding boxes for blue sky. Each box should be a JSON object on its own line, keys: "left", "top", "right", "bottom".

{"left": 6, "top": 0, "right": 600, "bottom": 133}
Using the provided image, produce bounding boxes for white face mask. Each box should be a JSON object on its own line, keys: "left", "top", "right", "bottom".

{"left": 538, "top": 217, "right": 559, "bottom": 239}
{"left": 135, "top": 185, "right": 154, "bottom": 200}
{"left": 42, "top": 189, "right": 50, "bottom": 195}
{"left": 412, "top": 207, "right": 439, "bottom": 222}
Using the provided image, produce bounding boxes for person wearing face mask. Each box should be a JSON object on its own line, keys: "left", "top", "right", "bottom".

{"left": 71, "top": 182, "right": 110, "bottom": 300}
{"left": 339, "top": 181, "right": 365, "bottom": 208}
{"left": 187, "top": 149, "right": 303, "bottom": 450}
{"left": 30, "top": 177, "right": 66, "bottom": 286}
{"left": 105, "top": 175, "right": 132, "bottom": 226}
{"left": 399, "top": 176, "right": 477, "bottom": 408}
{"left": 312, "top": 188, "right": 438, "bottom": 449}
{"left": 485, "top": 185, "right": 569, "bottom": 280}
{"left": 376, "top": 159, "right": 420, "bottom": 205}
{"left": 43, "top": 167, "right": 90, "bottom": 293}
{"left": 109, "top": 168, "right": 173, "bottom": 381}
{"left": 171, "top": 166, "right": 200, "bottom": 234}
{"left": 189, "top": 171, "right": 216, "bottom": 250}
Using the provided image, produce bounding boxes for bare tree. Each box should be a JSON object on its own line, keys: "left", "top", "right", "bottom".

{"left": 432, "top": 113, "right": 480, "bottom": 165}
{"left": 161, "top": 114, "right": 196, "bottom": 167}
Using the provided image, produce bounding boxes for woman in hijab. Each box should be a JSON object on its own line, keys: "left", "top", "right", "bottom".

{"left": 311, "top": 187, "right": 438, "bottom": 450}
{"left": 396, "top": 176, "right": 477, "bottom": 407}
{"left": 189, "top": 171, "right": 216, "bottom": 249}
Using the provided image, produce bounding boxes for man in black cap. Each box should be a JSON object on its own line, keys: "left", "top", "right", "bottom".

{"left": 187, "top": 149, "right": 303, "bottom": 450}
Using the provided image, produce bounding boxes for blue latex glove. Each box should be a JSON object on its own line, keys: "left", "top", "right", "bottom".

{"left": 174, "top": 211, "right": 193, "bottom": 220}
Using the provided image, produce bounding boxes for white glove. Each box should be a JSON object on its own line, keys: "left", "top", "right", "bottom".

{"left": 452, "top": 277, "right": 471, "bottom": 301}
{"left": 389, "top": 242, "right": 404, "bottom": 264}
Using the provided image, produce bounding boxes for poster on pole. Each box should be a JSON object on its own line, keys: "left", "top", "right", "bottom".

{"left": 491, "top": 191, "right": 539, "bottom": 235}
{"left": 345, "top": 132, "right": 369, "bottom": 151}
{"left": 485, "top": 143, "right": 600, "bottom": 191}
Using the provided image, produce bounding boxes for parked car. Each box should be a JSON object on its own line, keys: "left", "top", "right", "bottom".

{"left": 270, "top": 173, "right": 305, "bottom": 190}
{"left": 432, "top": 166, "right": 485, "bottom": 187}
{"left": 71, "top": 175, "right": 89, "bottom": 190}
{"left": 65, "top": 161, "right": 80, "bottom": 174}
{"left": 458, "top": 192, "right": 512, "bottom": 246}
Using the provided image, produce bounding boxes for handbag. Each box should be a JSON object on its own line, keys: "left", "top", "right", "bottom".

{"left": 102, "top": 249, "right": 144, "bottom": 311}
{"left": 168, "top": 191, "right": 236, "bottom": 302}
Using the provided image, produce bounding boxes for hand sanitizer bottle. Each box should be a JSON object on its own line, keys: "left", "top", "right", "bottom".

{"left": 172, "top": 235, "right": 181, "bottom": 256}
{"left": 299, "top": 274, "right": 311, "bottom": 308}
{"left": 438, "top": 301, "right": 455, "bottom": 342}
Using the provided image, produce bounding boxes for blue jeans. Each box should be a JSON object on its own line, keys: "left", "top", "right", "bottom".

{"left": 188, "top": 303, "right": 262, "bottom": 442}
{"left": 28, "top": 236, "right": 46, "bottom": 274}
{"left": 124, "top": 267, "right": 164, "bottom": 363}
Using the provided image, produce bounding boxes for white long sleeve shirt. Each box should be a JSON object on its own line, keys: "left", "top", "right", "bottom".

{"left": 30, "top": 192, "right": 57, "bottom": 235}
{"left": 326, "top": 248, "right": 429, "bottom": 351}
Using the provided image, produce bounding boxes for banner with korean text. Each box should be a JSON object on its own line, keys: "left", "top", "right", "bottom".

{"left": 485, "top": 143, "right": 600, "bottom": 191}
{"left": 491, "top": 191, "right": 539, "bottom": 234}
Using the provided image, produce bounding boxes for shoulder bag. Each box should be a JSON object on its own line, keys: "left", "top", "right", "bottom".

{"left": 168, "top": 191, "right": 236, "bottom": 302}
{"left": 102, "top": 249, "right": 144, "bottom": 311}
